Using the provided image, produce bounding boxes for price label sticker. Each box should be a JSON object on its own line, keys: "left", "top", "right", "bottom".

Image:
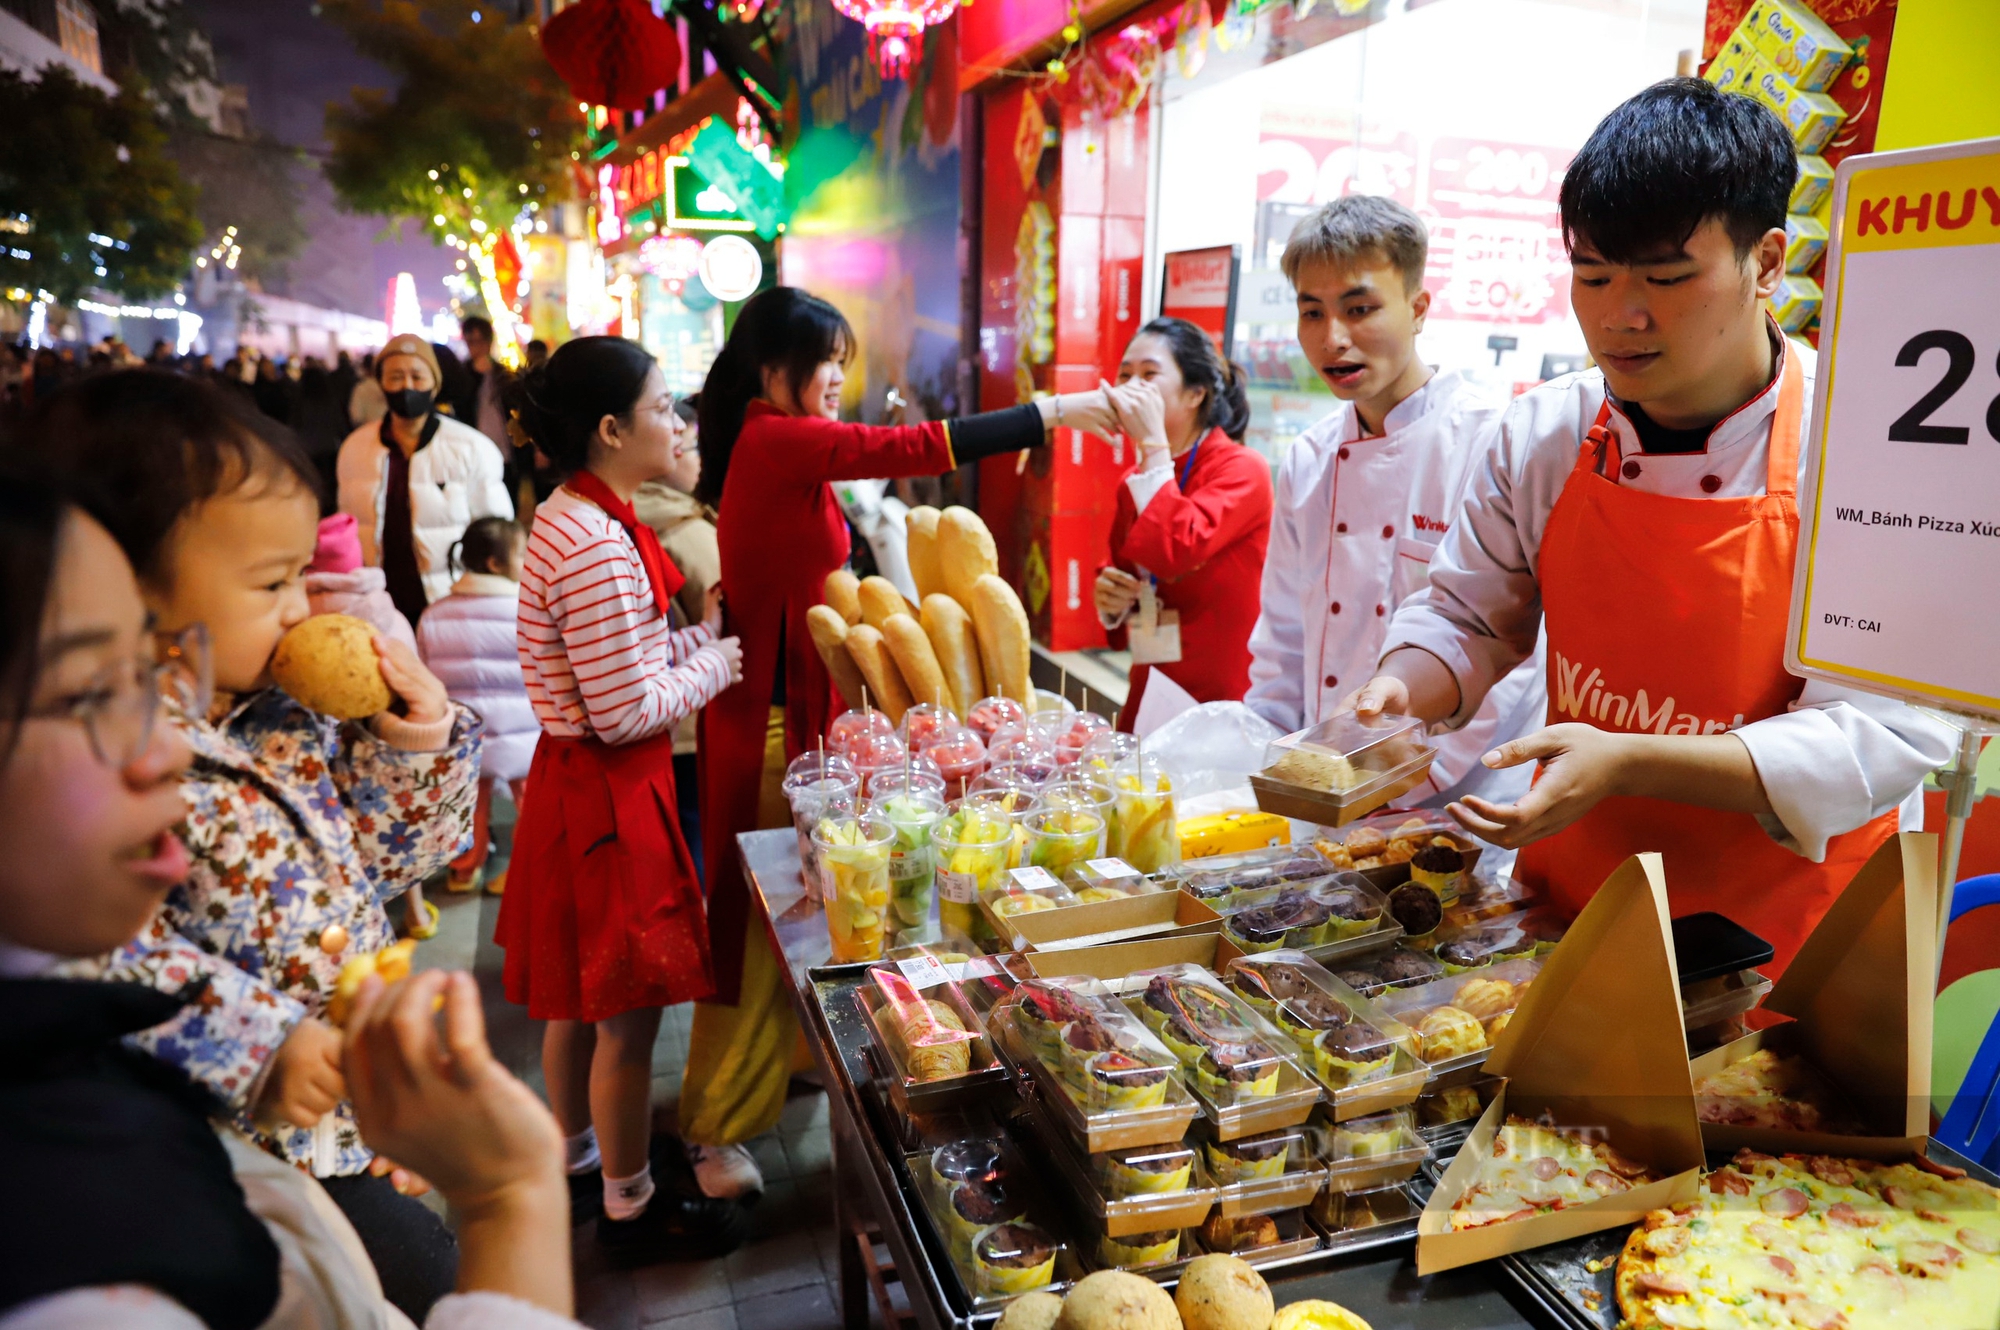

{"left": 1085, "top": 858, "right": 1140, "bottom": 879}
{"left": 896, "top": 954, "right": 954, "bottom": 990}
{"left": 1790, "top": 138, "right": 2000, "bottom": 719}
{"left": 1009, "top": 867, "right": 1061, "bottom": 893}
{"left": 937, "top": 870, "right": 979, "bottom": 904}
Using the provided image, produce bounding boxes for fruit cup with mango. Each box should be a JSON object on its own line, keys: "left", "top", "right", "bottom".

{"left": 1107, "top": 756, "right": 1180, "bottom": 874}
{"left": 812, "top": 815, "right": 896, "bottom": 963}
{"left": 931, "top": 799, "right": 1015, "bottom": 945}
{"left": 1025, "top": 806, "right": 1105, "bottom": 878}
{"left": 870, "top": 790, "right": 946, "bottom": 944}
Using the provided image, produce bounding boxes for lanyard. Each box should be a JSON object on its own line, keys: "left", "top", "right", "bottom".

{"left": 1176, "top": 436, "right": 1202, "bottom": 489}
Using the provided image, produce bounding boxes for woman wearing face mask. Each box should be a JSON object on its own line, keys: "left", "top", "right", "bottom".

{"left": 684, "top": 287, "right": 1122, "bottom": 1201}
{"left": 0, "top": 460, "right": 581, "bottom": 1329}
{"left": 337, "top": 334, "right": 515, "bottom": 628}
{"left": 1095, "top": 318, "right": 1274, "bottom": 730}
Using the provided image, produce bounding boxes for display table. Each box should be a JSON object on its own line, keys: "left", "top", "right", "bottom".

{"left": 738, "top": 827, "right": 1541, "bottom": 1330}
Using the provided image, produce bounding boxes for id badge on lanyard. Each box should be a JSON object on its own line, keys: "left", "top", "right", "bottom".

{"left": 1127, "top": 571, "right": 1182, "bottom": 664}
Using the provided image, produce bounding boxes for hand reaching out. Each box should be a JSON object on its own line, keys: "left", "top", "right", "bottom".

{"left": 1102, "top": 377, "right": 1169, "bottom": 451}
{"left": 1446, "top": 723, "right": 1632, "bottom": 849}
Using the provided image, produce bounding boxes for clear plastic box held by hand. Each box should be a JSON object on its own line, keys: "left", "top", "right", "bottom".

{"left": 1253, "top": 713, "right": 1434, "bottom": 826}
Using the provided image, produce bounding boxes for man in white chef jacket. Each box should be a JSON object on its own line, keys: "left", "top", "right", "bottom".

{"left": 1342, "top": 81, "right": 1953, "bottom": 974}
{"left": 1244, "top": 194, "right": 1546, "bottom": 809}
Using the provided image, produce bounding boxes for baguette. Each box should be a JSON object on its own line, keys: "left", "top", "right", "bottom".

{"left": 824, "top": 569, "right": 863, "bottom": 626}
{"left": 843, "top": 623, "right": 914, "bottom": 721}
{"left": 806, "top": 604, "right": 869, "bottom": 711}
{"left": 920, "top": 594, "right": 985, "bottom": 716}
{"left": 937, "top": 506, "right": 998, "bottom": 607}
{"left": 882, "top": 612, "right": 955, "bottom": 715}
{"left": 905, "top": 506, "right": 944, "bottom": 602}
{"left": 857, "top": 575, "right": 910, "bottom": 631}
{"left": 969, "top": 574, "right": 1032, "bottom": 705}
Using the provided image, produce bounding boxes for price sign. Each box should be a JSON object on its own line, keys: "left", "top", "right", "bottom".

{"left": 1788, "top": 138, "right": 2000, "bottom": 721}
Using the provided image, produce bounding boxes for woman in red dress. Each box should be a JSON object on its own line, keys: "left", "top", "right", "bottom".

{"left": 1094, "top": 318, "right": 1274, "bottom": 728}
{"left": 684, "top": 287, "right": 1120, "bottom": 1195}
{"left": 501, "top": 336, "right": 749, "bottom": 1264}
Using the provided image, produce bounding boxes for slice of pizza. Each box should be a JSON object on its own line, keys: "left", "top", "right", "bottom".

{"left": 1692, "top": 1048, "right": 1862, "bottom": 1133}
{"left": 1448, "top": 1115, "right": 1660, "bottom": 1231}
{"left": 1618, "top": 1149, "right": 2000, "bottom": 1329}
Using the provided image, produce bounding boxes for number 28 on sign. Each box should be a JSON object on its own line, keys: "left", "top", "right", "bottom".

{"left": 1790, "top": 138, "right": 2000, "bottom": 721}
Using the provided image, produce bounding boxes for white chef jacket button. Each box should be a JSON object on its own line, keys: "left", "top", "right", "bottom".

{"left": 1323, "top": 675, "right": 1338, "bottom": 689}
{"left": 1330, "top": 602, "right": 1341, "bottom": 615}
{"left": 1700, "top": 474, "right": 1722, "bottom": 493}
{"left": 1375, "top": 605, "right": 1384, "bottom": 617}
{"left": 1621, "top": 459, "right": 1643, "bottom": 480}
{"left": 319, "top": 924, "right": 349, "bottom": 954}
{"left": 1381, "top": 525, "right": 1393, "bottom": 538}
{"left": 1335, "top": 522, "right": 1347, "bottom": 534}
{"left": 1338, "top": 446, "right": 1351, "bottom": 460}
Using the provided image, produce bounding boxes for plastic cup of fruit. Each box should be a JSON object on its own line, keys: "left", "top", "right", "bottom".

{"left": 923, "top": 726, "right": 988, "bottom": 799}
{"left": 966, "top": 696, "right": 1027, "bottom": 743}
{"left": 783, "top": 768, "right": 860, "bottom": 897}
{"left": 849, "top": 734, "right": 909, "bottom": 797}
{"left": 899, "top": 702, "right": 954, "bottom": 753}
{"left": 1055, "top": 712, "right": 1111, "bottom": 765}
{"left": 811, "top": 814, "right": 896, "bottom": 963}
{"left": 1109, "top": 758, "right": 1180, "bottom": 874}
{"left": 1026, "top": 807, "right": 1105, "bottom": 877}
{"left": 828, "top": 707, "right": 897, "bottom": 761}
{"left": 869, "top": 790, "right": 946, "bottom": 941}
{"left": 931, "top": 801, "right": 1014, "bottom": 945}
{"left": 867, "top": 758, "right": 947, "bottom": 804}
{"left": 1078, "top": 730, "right": 1139, "bottom": 778}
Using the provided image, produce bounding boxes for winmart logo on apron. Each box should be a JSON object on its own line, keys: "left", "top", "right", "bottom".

{"left": 1552, "top": 651, "right": 1746, "bottom": 736}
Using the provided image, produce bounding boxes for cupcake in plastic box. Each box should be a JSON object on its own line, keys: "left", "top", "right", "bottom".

{"left": 971, "top": 1222, "right": 1058, "bottom": 1296}
{"left": 1095, "top": 1143, "right": 1195, "bottom": 1197}
{"left": 1098, "top": 1230, "right": 1181, "bottom": 1269}
{"left": 1203, "top": 1130, "right": 1295, "bottom": 1184}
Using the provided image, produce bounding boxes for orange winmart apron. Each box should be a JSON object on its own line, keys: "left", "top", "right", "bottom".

{"left": 1515, "top": 353, "right": 1895, "bottom": 979}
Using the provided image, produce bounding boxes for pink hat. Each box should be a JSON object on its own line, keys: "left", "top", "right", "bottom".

{"left": 311, "top": 513, "right": 363, "bottom": 575}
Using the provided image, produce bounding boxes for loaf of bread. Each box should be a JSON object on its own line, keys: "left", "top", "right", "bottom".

{"left": 937, "top": 506, "right": 998, "bottom": 607}
{"left": 920, "top": 594, "right": 985, "bottom": 716}
{"left": 806, "top": 604, "right": 869, "bottom": 710}
{"left": 905, "top": 506, "right": 943, "bottom": 601}
{"left": 969, "top": 575, "right": 1032, "bottom": 705}
{"left": 824, "top": 569, "right": 863, "bottom": 626}
{"left": 857, "top": 575, "right": 911, "bottom": 631}
{"left": 882, "top": 613, "right": 955, "bottom": 714}
{"left": 843, "top": 623, "right": 914, "bottom": 721}
{"left": 899, "top": 997, "right": 972, "bottom": 1081}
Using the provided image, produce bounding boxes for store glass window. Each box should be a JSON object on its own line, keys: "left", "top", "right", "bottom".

{"left": 1155, "top": 0, "right": 1703, "bottom": 468}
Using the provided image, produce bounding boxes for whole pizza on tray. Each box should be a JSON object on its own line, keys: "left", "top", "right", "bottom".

{"left": 1618, "top": 1149, "right": 2000, "bottom": 1329}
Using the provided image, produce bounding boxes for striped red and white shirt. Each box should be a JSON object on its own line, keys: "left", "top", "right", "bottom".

{"left": 519, "top": 486, "right": 731, "bottom": 746}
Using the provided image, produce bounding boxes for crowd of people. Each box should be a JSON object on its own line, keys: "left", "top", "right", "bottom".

{"left": 0, "top": 77, "right": 1958, "bottom": 1329}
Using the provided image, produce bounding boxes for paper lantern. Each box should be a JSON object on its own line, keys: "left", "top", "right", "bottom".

{"left": 540, "top": 0, "right": 683, "bottom": 112}
{"left": 828, "top": 0, "right": 960, "bottom": 79}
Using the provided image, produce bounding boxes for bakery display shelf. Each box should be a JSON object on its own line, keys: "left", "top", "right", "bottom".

{"left": 856, "top": 978, "right": 1011, "bottom": 1116}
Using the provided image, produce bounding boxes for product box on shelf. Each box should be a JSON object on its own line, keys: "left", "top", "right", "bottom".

{"left": 1703, "top": 34, "right": 1761, "bottom": 92}
{"left": 1771, "top": 273, "right": 1822, "bottom": 333}
{"left": 1742, "top": 66, "right": 1847, "bottom": 154}
{"left": 1416, "top": 854, "right": 1704, "bottom": 1275}
{"left": 1199, "top": 1121, "right": 1324, "bottom": 1217}
{"left": 1791, "top": 153, "right": 1835, "bottom": 216}
{"left": 1785, "top": 212, "right": 1829, "bottom": 273}
{"left": 1127, "top": 964, "right": 1323, "bottom": 1139}
{"left": 856, "top": 964, "right": 1009, "bottom": 1117}
{"left": 1317, "top": 1106, "right": 1431, "bottom": 1195}
{"left": 1178, "top": 809, "right": 1291, "bottom": 860}
{"left": 1688, "top": 832, "right": 1937, "bottom": 1162}
{"left": 1739, "top": 0, "right": 1855, "bottom": 93}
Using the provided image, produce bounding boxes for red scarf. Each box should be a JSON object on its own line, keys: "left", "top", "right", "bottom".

{"left": 564, "top": 470, "right": 687, "bottom": 620}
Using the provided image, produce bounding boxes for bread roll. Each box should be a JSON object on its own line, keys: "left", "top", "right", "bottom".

{"left": 843, "top": 624, "right": 914, "bottom": 721}
{"left": 271, "top": 614, "right": 393, "bottom": 719}
{"left": 920, "top": 594, "right": 985, "bottom": 715}
{"left": 937, "top": 506, "right": 998, "bottom": 607}
{"left": 969, "top": 575, "right": 1032, "bottom": 705}
{"left": 824, "top": 569, "right": 863, "bottom": 626}
{"left": 857, "top": 575, "right": 910, "bottom": 631}
{"left": 882, "top": 613, "right": 955, "bottom": 714}
{"left": 906, "top": 506, "right": 943, "bottom": 601}
{"left": 806, "top": 604, "right": 868, "bottom": 710}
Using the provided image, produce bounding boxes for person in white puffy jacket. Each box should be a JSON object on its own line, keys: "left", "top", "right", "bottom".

{"left": 337, "top": 334, "right": 514, "bottom": 628}
{"left": 417, "top": 516, "right": 537, "bottom": 893}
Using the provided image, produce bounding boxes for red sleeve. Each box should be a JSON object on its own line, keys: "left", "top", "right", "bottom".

{"left": 757, "top": 413, "right": 956, "bottom": 484}
{"left": 1118, "top": 445, "right": 1273, "bottom": 580}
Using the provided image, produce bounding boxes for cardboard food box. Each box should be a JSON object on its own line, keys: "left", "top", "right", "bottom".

{"left": 1416, "top": 854, "right": 1704, "bottom": 1275}
{"left": 1688, "top": 832, "right": 1936, "bottom": 1162}
{"left": 1740, "top": 0, "right": 1854, "bottom": 93}
{"left": 1023, "top": 927, "right": 1227, "bottom": 984}
{"left": 982, "top": 884, "right": 1223, "bottom": 954}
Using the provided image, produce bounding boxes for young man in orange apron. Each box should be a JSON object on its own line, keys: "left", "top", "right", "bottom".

{"left": 1346, "top": 79, "right": 1954, "bottom": 978}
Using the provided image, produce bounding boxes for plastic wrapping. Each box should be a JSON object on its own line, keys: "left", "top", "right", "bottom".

{"left": 922, "top": 725, "right": 987, "bottom": 801}
{"left": 1317, "top": 1107, "right": 1430, "bottom": 1193}
{"left": 1141, "top": 701, "right": 1286, "bottom": 799}
{"left": 898, "top": 702, "right": 956, "bottom": 753}
{"left": 1025, "top": 807, "right": 1106, "bottom": 877}
{"left": 966, "top": 696, "right": 1027, "bottom": 743}
{"left": 1374, "top": 957, "right": 1542, "bottom": 1073}
{"left": 1309, "top": 1182, "right": 1421, "bottom": 1241}
{"left": 868, "top": 791, "right": 945, "bottom": 944}
{"left": 1263, "top": 714, "right": 1432, "bottom": 793}
{"left": 1093, "top": 1141, "right": 1198, "bottom": 1198}
{"left": 1201, "top": 1125, "right": 1311, "bottom": 1185}
{"left": 993, "top": 978, "right": 1196, "bottom": 1152}
{"left": 1220, "top": 874, "right": 1390, "bottom": 953}
{"left": 1129, "top": 965, "right": 1319, "bottom": 1136}
{"left": 858, "top": 964, "right": 1000, "bottom": 1113}
{"left": 914, "top": 1130, "right": 1081, "bottom": 1307}
{"left": 828, "top": 707, "right": 898, "bottom": 760}
{"left": 1169, "top": 846, "right": 1340, "bottom": 904}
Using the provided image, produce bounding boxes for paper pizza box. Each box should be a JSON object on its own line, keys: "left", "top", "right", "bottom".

{"left": 1417, "top": 854, "right": 1704, "bottom": 1275}
{"left": 1688, "top": 832, "right": 1937, "bottom": 1162}
{"left": 984, "top": 886, "right": 1222, "bottom": 955}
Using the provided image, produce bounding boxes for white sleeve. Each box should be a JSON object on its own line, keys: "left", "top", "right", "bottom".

{"left": 0, "top": 1288, "right": 205, "bottom": 1330}
{"left": 472, "top": 436, "right": 516, "bottom": 520}
{"left": 1124, "top": 459, "right": 1176, "bottom": 514}
{"left": 1383, "top": 400, "right": 1547, "bottom": 728}
{"left": 1243, "top": 456, "right": 1306, "bottom": 733}
{"left": 1735, "top": 683, "right": 1956, "bottom": 860}
{"left": 426, "top": 1292, "right": 587, "bottom": 1330}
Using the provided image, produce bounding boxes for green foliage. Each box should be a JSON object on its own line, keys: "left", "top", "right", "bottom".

{"left": 0, "top": 67, "right": 204, "bottom": 302}
{"left": 167, "top": 129, "right": 309, "bottom": 287}
{"left": 320, "top": 0, "right": 581, "bottom": 239}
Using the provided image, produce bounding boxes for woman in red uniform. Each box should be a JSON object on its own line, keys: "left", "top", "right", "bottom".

{"left": 1094, "top": 318, "right": 1274, "bottom": 729}
{"left": 685, "top": 287, "right": 1119, "bottom": 1197}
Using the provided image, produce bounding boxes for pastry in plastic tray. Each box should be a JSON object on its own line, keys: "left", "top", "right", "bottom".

{"left": 1276, "top": 999, "right": 1398, "bottom": 1090}
{"left": 1017, "top": 978, "right": 1178, "bottom": 1114}
{"left": 1134, "top": 969, "right": 1286, "bottom": 1104}
{"left": 1094, "top": 1143, "right": 1195, "bottom": 1197}
{"left": 971, "top": 1221, "right": 1059, "bottom": 1296}
{"left": 949, "top": 1177, "right": 1026, "bottom": 1250}
{"left": 1384, "top": 883, "right": 1441, "bottom": 939}
{"left": 1013, "top": 976, "right": 1107, "bottom": 1061}
{"left": 1411, "top": 1005, "right": 1486, "bottom": 1061}
{"left": 1222, "top": 874, "right": 1385, "bottom": 953}
{"left": 1442, "top": 872, "right": 1536, "bottom": 926}
{"left": 1063, "top": 856, "right": 1156, "bottom": 903}
{"left": 1203, "top": 1129, "right": 1298, "bottom": 1184}
{"left": 1329, "top": 946, "right": 1446, "bottom": 996}
{"left": 1328, "top": 1108, "right": 1416, "bottom": 1161}
{"left": 869, "top": 968, "right": 978, "bottom": 1082}
{"left": 1097, "top": 1229, "right": 1182, "bottom": 1269}
{"left": 1377, "top": 959, "right": 1539, "bottom": 1062}
{"left": 1172, "top": 847, "right": 1340, "bottom": 903}
{"left": 1430, "top": 918, "right": 1538, "bottom": 972}
{"left": 1416, "top": 1079, "right": 1493, "bottom": 1128}
{"left": 1263, "top": 713, "right": 1429, "bottom": 793}
{"left": 1314, "top": 811, "right": 1465, "bottom": 871}
{"left": 1226, "top": 956, "right": 1328, "bottom": 1015}
{"left": 1407, "top": 842, "right": 1464, "bottom": 897}
{"left": 930, "top": 1137, "right": 1004, "bottom": 1202}
{"left": 1198, "top": 1211, "right": 1280, "bottom": 1253}
{"left": 988, "top": 866, "right": 1079, "bottom": 918}
{"left": 1309, "top": 1182, "right": 1418, "bottom": 1233}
